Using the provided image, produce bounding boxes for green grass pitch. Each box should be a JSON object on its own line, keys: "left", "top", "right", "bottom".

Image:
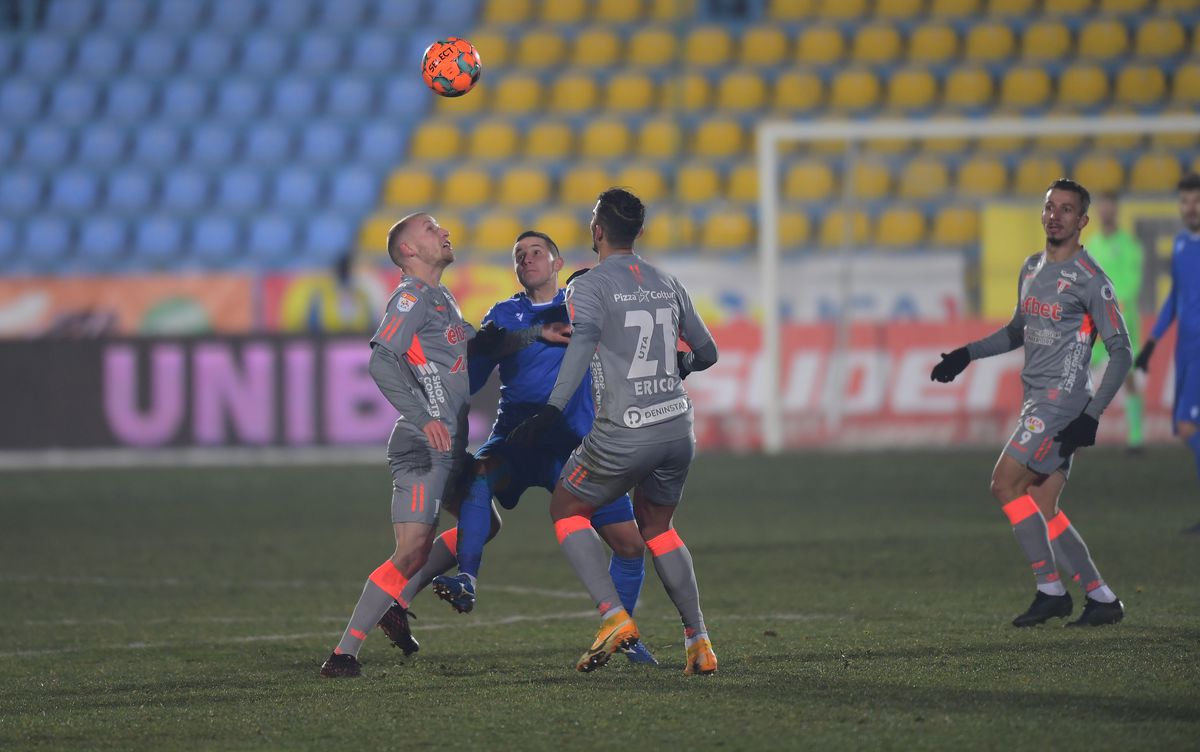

{"left": 1, "top": 449, "right": 1198, "bottom": 750}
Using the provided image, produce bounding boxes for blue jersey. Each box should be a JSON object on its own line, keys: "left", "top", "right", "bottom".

{"left": 468, "top": 289, "right": 595, "bottom": 440}
{"left": 1151, "top": 231, "right": 1200, "bottom": 361}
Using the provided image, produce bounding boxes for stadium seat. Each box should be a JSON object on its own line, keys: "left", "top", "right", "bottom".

{"left": 542, "top": 0, "right": 587, "bottom": 23}
{"left": 886, "top": 68, "right": 938, "bottom": 112}
{"left": 929, "top": 0, "right": 980, "bottom": 15}
{"left": 852, "top": 25, "right": 902, "bottom": 65}
{"left": 133, "top": 125, "right": 184, "bottom": 168}
{"left": 1074, "top": 153, "right": 1125, "bottom": 193}
{"left": 496, "top": 166, "right": 552, "bottom": 207}
{"left": 767, "top": 0, "right": 817, "bottom": 20}
{"left": 628, "top": 27, "right": 677, "bottom": 67}
{"left": 726, "top": 163, "right": 758, "bottom": 203}
{"left": 242, "top": 124, "right": 292, "bottom": 167}
{"left": 1078, "top": 19, "right": 1129, "bottom": 60}
{"left": 427, "top": 0, "right": 481, "bottom": 30}
{"left": 302, "top": 215, "right": 354, "bottom": 266}
{"left": 160, "top": 80, "right": 211, "bottom": 124}
{"left": 976, "top": 131, "right": 1028, "bottom": 153}
{"left": 431, "top": 210, "right": 469, "bottom": 252}
{"left": 76, "top": 126, "right": 124, "bottom": 169}
{"left": 560, "top": 165, "right": 611, "bottom": 204}
{"left": 49, "top": 80, "right": 100, "bottom": 126}
{"left": 467, "top": 120, "right": 519, "bottom": 161}
{"left": 327, "top": 78, "right": 375, "bottom": 120}
{"left": 641, "top": 210, "right": 697, "bottom": 251}
{"left": 247, "top": 215, "right": 296, "bottom": 266}
{"left": 817, "top": 0, "right": 868, "bottom": 19}
{"left": 849, "top": 160, "right": 892, "bottom": 200}
{"left": 875, "top": 207, "right": 926, "bottom": 247}
{"left": 209, "top": 0, "right": 257, "bottom": 31}
{"left": 134, "top": 215, "right": 185, "bottom": 268}
{"left": 301, "top": 123, "right": 349, "bottom": 166}
{"left": 314, "top": 0, "right": 370, "bottom": 31}
{"left": 1099, "top": 0, "right": 1148, "bottom": 9}
{"left": 796, "top": 25, "right": 844, "bottom": 65}
{"left": 779, "top": 210, "right": 812, "bottom": 249}
{"left": 468, "top": 29, "right": 511, "bottom": 69}
{"left": 329, "top": 168, "right": 378, "bottom": 212}
{"left": 716, "top": 70, "right": 768, "bottom": 111}
{"left": 272, "top": 168, "right": 323, "bottom": 212}
{"left": 1021, "top": 20, "right": 1072, "bottom": 61}
{"left": 1114, "top": 64, "right": 1166, "bottom": 107}
{"left": 549, "top": 73, "right": 600, "bottom": 113}
{"left": 19, "top": 126, "right": 72, "bottom": 168}
{"left": 105, "top": 169, "right": 154, "bottom": 212}
{"left": 573, "top": 28, "right": 621, "bottom": 68}
{"left": 46, "top": 0, "right": 97, "bottom": 33}
{"left": 160, "top": 171, "right": 210, "bottom": 213}
{"left": 614, "top": 164, "right": 669, "bottom": 203}
{"left": 184, "top": 33, "right": 236, "bottom": 78}
{"left": 662, "top": 73, "right": 711, "bottom": 112}
{"left": 215, "top": 169, "right": 265, "bottom": 211}
{"left": 784, "top": 160, "right": 837, "bottom": 201}
{"left": 440, "top": 166, "right": 493, "bottom": 208}
{"left": 357, "top": 121, "right": 408, "bottom": 164}
{"left": 295, "top": 34, "right": 345, "bottom": 76}
{"left": 263, "top": 0, "right": 313, "bottom": 32}
{"left": 347, "top": 31, "right": 395, "bottom": 75}
{"left": 817, "top": 209, "right": 871, "bottom": 248}
{"left": 128, "top": 36, "right": 179, "bottom": 78}
{"left": 1043, "top": 0, "right": 1092, "bottom": 13}
{"left": 638, "top": 118, "right": 684, "bottom": 159}
{"left": 1172, "top": 63, "right": 1200, "bottom": 106}
{"left": 409, "top": 122, "right": 463, "bottom": 161}
{"left": 1129, "top": 152, "right": 1183, "bottom": 192}
{"left": 773, "top": 71, "right": 824, "bottom": 113}
{"left": 693, "top": 119, "right": 744, "bottom": 158}
{"left": 595, "top": 0, "right": 642, "bottom": 21}
{"left": 528, "top": 208, "right": 583, "bottom": 251}
{"left": 931, "top": 206, "right": 980, "bottom": 247}
{"left": 191, "top": 216, "right": 239, "bottom": 265}
{"left": 1000, "top": 66, "right": 1052, "bottom": 110}
{"left": 217, "top": 79, "right": 266, "bottom": 122}
{"left": 357, "top": 213, "right": 391, "bottom": 257}
{"left": 957, "top": 154, "right": 1009, "bottom": 196}
{"left": 865, "top": 135, "right": 913, "bottom": 154}
{"left": 0, "top": 79, "right": 43, "bottom": 125}
{"left": 524, "top": 121, "right": 574, "bottom": 160}
{"left": 188, "top": 124, "right": 238, "bottom": 167}
{"left": 830, "top": 69, "right": 882, "bottom": 112}
{"left": 473, "top": 211, "right": 525, "bottom": 257}
{"left": 676, "top": 163, "right": 722, "bottom": 203}
{"left": 985, "top": 0, "right": 1036, "bottom": 16}
{"left": 492, "top": 75, "right": 542, "bottom": 114}
{"left": 1058, "top": 64, "right": 1109, "bottom": 110}
{"left": 79, "top": 217, "right": 128, "bottom": 269}
{"left": 516, "top": 28, "right": 568, "bottom": 69}
{"left": 1135, "top": 17, "right": 1186, "bottom": 58}
{"left": 240, "top": 34, "right": 290, "bottom": 77}
{"left": 483, "top": 0, "right": 532, "bottom": 24}
{"left": 649, "top": 0, "right": 696, "bottom": 20}
{"left": 701, "top": 208, "right": 755, "bottom": 252}
{"left": 0, "top": 172, "right": 42, "bottom": 214}
{"left": 74, "top": 36, "right": 124, "bottom": 80}
{"left": 1014, "top": 154, "right": 1067, "bottom": 195}
{"left": 740, "top": 26, "right": 789, "bottom": 66}
{"left": 20, "top": 34, "right": 70, "bottom": 81}
{"left": 964, "top": 21, "right": 1016, "bottom": 62}
{"left": 605, "top": 72, "right": 656, "bottom": 112}
{"left": 1149, "top": 113, "right": 1199, "bottom": 149}
{"left": 908, "top": 23, "right": 958, "bottom": 64}
{"left": 580, "top": 119, "right": 632, "bottom": 159}
{"left": 270, "top": 77, "right": 319, "bottom": 121}
{"left": 898, "top": 157, "right": 950, "bottom": 200}
{"left": 875, "top": 0, "right": 922, "bottom": 19}
{"left": 684, "top": 26, "right": 734, "bottom": 69}
{"left": 23, "top": 216, "right": 74, "bottom": 269}
{"left": 1158, "top": 0, "right": 1197, "bottom": 9}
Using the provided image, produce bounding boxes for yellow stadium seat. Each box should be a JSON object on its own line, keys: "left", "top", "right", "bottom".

{"left": 1159, "top": 0, "right": 1198, "bottom": 10}
{"left": 572, "top": 28, "right": 621, "bottom": 68}
{"left": 931, "top": 206, "right": 980, "bottom": 247}
{"left": 852, "top": 24, "right": 902, "bottom": 64}
{"left": 594, "top": 0, "right": 643, "bottom": 22}
{"left": 875, "top": 207, "right": 926, "bottom": 247}
{"left": 1000, "top": 66, "right": 1052, "bottom": 110}
{"left": 541, "top": 0, "right": 587, "bottom": 23}
{"left": 496, "top": 166, "right": 552, "bottom": 207}
{"left": 977, "top": 133, "right": 1027, "bottom": 153}
{"left": 516, "top": 28, "right": 567, "bottom": 69}
{"left": 818, "top": 209, "right": 871, "bottom": 248}
{"left": 1078, "top": 19, "right": 1129, "bottom": 60}
{"left": 561, "top": 165, "right": 611, "bottom": 204}
{"left": 767, "top": 0, "right": 816, "bottom": 19}
{"left": 466, "top": 28, "right": 510, "bottom": 70}
{"left": 492, "top": 75, "right": 541, "bottom": 114}
{"left": 964, "top": 21, "right": 1016, "bottom": 62}
{"left": 529, "top": 208, "right": 583, "bottom": 251}
{"left": 524, "top": 121, "right": 573, "bottom": 160}
{"left": 944, "top": 67, "right": 994, "bottom": 109}
{"left": 908, "top": 23, "right": 958, "bottom": 64}
{"left": 638, "top": 118, "right": 684, "bottom": 159}
{"left": 1099, "top": 0, "right": 1148, "bottom": 10}
{"left": 701, "top": 208, "right": 755, "bottom": 251}
{"left": 549, "top": 73, "right": 599, "bottom": 113}
{"left": 830, "top": 68, "right": 881, "bottom": 112}
{"left": 898, "top": 157, "right": 950, "bottom": 199}
{"left": 740, "top": 26, "right": 789, "bottom": 66}
{"left": 409, "top": 122, "right": 463, "bottom": 162}
{"left": 641, "top": 210, "right": 697, "bottom": 252}
{"left": 727, "top": 163, "right": 757, "bottom": 203}
{"left": 817, "top": 0, "right": 868, "bottom": 20}
{"left": 483, "top": 0, "right": 533, "bottom": 24}
{"left": 1057, "top": 64, "right": 1109, "bottom": 110}
{"left": 440, "top": 166, "right": 492, "bottom": 208}
{"left": 1091, "top": 109, "right": 1142, "bottom": 150}
{"left": 780, "top": 210, "right": 811, "bottom": 248}
{"left": 474, "top": 211, "right": 524, "bottom": 256}
{"left": 784, "top": 160, "right": 837, "bottom": 201}
{"left": 628, "top": 27, "right": 678, "bottom": 67}
{"left": 930, "top": 0, "right": 980, "bottom": 15}
{"left": 433, "top": 212, "right": 469, "bottom": 252}
{"left": 605, "top": 72, "right": 656, "bottom": 112}
{"left": 886, "top": 67, "right": 938, "bottom": 111}
{"left": 875, "top": 0, "right": 923, "bottom": 19}
{"left": 716, "top": 70, "right": 768, "bottom": 111}
{"left": 1115, "top": 63, "right": 1166, "bottom": 107}
{"left": 435, "top": 82, "right": 488, "bottom": 118}
{"left": 693, "top": 119, "right": 743, "bottom": 158}
{"left": 661, "top": 72, "right": 711, "bottom": 112}
{"left": 1129, "top": 152, "right": 1183, "bottom": 193}
{"left": 579, "top": 119, "right": 632, "bottom": 159}
{"left": 921, "top": 135, "right": 971, "bottom": 153}
{"left": 957, "top": 155, "right": 1008, "bottom": 196}
{"left": 797, "top": 25, "right": 844, "bottom": 65}
{"left": 1014, "top": 154, "right": 1067, "bottom": 196}
{"left": 468, "top": 120, "right": 520, "bottom": 162}
{"left": 385, "top": 167, "right": 436, "bottom": 206}
{"left": 1149, "top": 111, "right": 1200, "bottom": 149}
{"left": 1172, "top": 63, "right": 1200, "bottom": 106}
{"left": 650, "top": 0, "right": 697, "bottom": 20}
{"left": 357, "top": 214, "right": 392, "bottom": 255}
{"left": 1135, "top": 17, "right": 1186, "bottom": 58}
{"left": 1043, "top": 0, "right": 1091, "bottom": 13}
{"left": 865, "top": 135, "right": 914, "bottom": 154}
{"left": 1022, "top": 20, "right": 1072, "bottom": 61}
{"left": 849, "top": 159, "right": 892, "bottom": 200}
{"left": 773, "top": 71, "right": 824, "bottom": 113}
{"left": 684, "top": 26, "right": 734, "bottom": 69}
{"left": 1031, "top": 112, "right": 1086, "bottom": 151}
{"left": 986, "top": 0, "right": 1035, "bottom": 15}
{"left": 676, "top": 163, "right": 722, "bottom": 204}
{"left": 1074, "top": 153, "right": 1125, "bottom": 193}
{"left": 614, "top": 163, "right": 668, "bottom": 203}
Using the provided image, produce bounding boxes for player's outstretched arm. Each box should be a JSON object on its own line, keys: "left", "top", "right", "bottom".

{"left": 930, "top": 347, "right": 970, "bottom": 383}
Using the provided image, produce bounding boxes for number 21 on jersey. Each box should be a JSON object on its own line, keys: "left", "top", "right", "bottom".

{"left": 624, "top": 307, "right": 676, "bottom": 379}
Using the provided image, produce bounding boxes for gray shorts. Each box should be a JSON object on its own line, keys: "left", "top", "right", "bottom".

{"left": 560, "top": 432, "right": 695, "bottom": 507}
{"left": 387, "top": 421, "right": 472, "bottom": 525}
{"left": 1002, "top": 401, "right": 1076, "bottom": 479}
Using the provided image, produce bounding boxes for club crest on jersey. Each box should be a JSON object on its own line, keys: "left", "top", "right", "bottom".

{"left": 1057, "top": 278, "right": 1072, "bottom": 293}
{"left": 1024, "top": 416, "right": 1045, "bottom": 434}
{"left": 1021, "top": 295, "right": 1062, "bottom": 321}
{"left": 395, "top": 292, "right": 418, "bottom": 313}
{"left": 1101, "top": 284, "right": 1114, "bottom": 301}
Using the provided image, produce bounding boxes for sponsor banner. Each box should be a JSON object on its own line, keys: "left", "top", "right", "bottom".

{"left": 0, "top": 275, "right": 253, "bottom": 337}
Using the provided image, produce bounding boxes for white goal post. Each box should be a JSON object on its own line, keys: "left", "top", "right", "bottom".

{"left": 755, "top": 113, "right": 1200, "bottom": 455}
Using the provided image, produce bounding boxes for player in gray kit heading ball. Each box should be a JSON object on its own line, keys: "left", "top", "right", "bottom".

{"left": 932, "top": 179, "right": 1130, "bottom": 628}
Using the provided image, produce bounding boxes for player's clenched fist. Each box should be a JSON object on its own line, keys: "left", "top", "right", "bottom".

{"left": 930, "top": 347, "right": 971, "bottom": 383}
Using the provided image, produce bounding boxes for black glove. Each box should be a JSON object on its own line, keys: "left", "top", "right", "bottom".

{"left": 1134, "top": 339, "right": 1156, "bottom": 372}
{"left": 1055, "top": 413, "right": 1099, "bottom": 448}
{"left": 677, "top": 350, "right": 693, "bottom": 380}
{"left": 468, "top": 320, "right": 507, "bottom": 357}
{"left": 930, "top": 347, "right": 970, "bottom": 383}
{"left": 507, "top": 405, "right": 562, "bottom": 447}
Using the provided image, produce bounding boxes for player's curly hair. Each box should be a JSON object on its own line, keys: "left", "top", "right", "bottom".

{"left": 1178, "top": 173, "right": 1200, "bottom": 193}
{"left": 595, "top": 187, "right": 645, "bottom": 248}
{"left": 1047, "top": 178, "right": 1091, "bottom": 215}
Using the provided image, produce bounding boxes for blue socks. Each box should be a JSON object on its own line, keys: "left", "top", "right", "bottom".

{"left": 456, "top": 477, "right": 491, "bottom": 578}
{"left": 609, "top": 553, "right": 645, "bottom": 614}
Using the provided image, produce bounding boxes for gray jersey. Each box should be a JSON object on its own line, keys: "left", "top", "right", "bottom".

{"left": 547, "top": 253, "right": 714, "bottom": 445}
{"left": 968, "top": 250, "right": 1131, "bottom": 417}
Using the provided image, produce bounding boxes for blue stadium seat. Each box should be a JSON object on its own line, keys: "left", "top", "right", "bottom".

{"left": 134, "top": 216, "right": 185, "bottom": 268}
{"left": 263, "top": 0, "right": 313, "bottom": 31}
{"left": 19, "top": 126, "right": 72, "bottom": 168}
{"left": 329, "top": 168, "right": 378, "bottom": 211}
{"left": 272, "top": 167, "right": 323, "bottom": 211}
{"left": 0, "top": 79, "right": 43, "bottom": 125}
{"left": 45, "top": 0, "right": 99, "bottom": 34}
{"left": 105, "top": 80, "right": 155, "bottom": 123}
{"left": 216, "top": 170, "right": 266, "bottom": 210}
{"left": 379, "top": 78, "right": 428, "bottom": 119}
{"left": 315, "top": 0, "right": 370, "bottom": 30}
{"left": 101, "top": 0, "right": 152, "bottom": 32}
{"left": 0, "top": 219, "right": 17, "bottom": 267}
{"left": 304, "top": 215, "right": 354, "bottom": 266}
{"left": 105, "top": 169, "right": 155, "bottom": 212}
{"left": 129, "top": 36, "right": 179, "bottom": 77}
{"left": 0, "top": 129, "right": 14, "bottom": 165}
{"left": 427, "top": 0, "right": 479, "bottom": 30}
{"left": 20, "top": 35, "right": 71, "bottom": 81}
{"left": 160, "top": 80, "right": 210, "bottom": 123}
{"left": 192, "top": 216, "right": 241, "bottom": 266}
{"left": 74, "top": 36, "right": 125, "bottom": 80}
{"left": 49, "top": 80, "right": 101, "bottom": 126}
{"left": 0, "top": 172, "right": 43, "bottom": 214}
{"left": 295, "top": 34, "right": 344, "bottom": 75}
{"left": 79, "top": 217, "right": 128, "bottom": 269}
{"left": 241, "top": 34, "right": 291, "bottom": 77}
{"left": 215, "top": 79, "right": 265, "bottom": 122}
{"left": 300, "top": 122, "right": 349, "bottom": 166}
{"left": 248, "top": 215, "right": 296, "bottom": 265}
{"left": 356, "top": 121, "right": 407, "bottom": 163}
{"left": 270, "top": 77, "right": 320, "bottom": 120}
{"left": 184, "top": 34, "right": 237, "bottom": 79}
{"left": 373, "top": 0, "right": 424, "bottom": 28}
{"left": 160, "top": 171, "right": 211, "bottom": 213}
{"left": 153, "top": 0, "right": 206, "bottom": 32}
{"left": 23, "top": 216, "right": 74, "bottom": 269}
{"left": 327, "top": 78, "right": 375, "bottom": 119}
{"left": 243, "top": 123, "right": 293, "bottom": 166}
{"left": 78, "top": 125, "right": 127, "bottom": 167}
{"left": 348, "top": 31, "right": 396, "bottom": 74}
{"left": 49, "top": 170, "right": 101, "bottom": 214}
{"left": 210, "top": 0, "right": 261, "bottom": 32}
{"left": 132, "top": 125, "right": 183, "bottom": 168}
{"left": 188, "top": 124, "right": 239, "bottom": 166}
{"left": 0, "top": 35, "right": 15, "bottom": 72}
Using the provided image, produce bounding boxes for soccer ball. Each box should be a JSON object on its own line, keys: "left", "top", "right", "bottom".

{"left": 421, "top": 37, "right": 482, "bottom": 98}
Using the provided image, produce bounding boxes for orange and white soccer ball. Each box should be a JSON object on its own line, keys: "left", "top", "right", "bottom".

{"left": 421, "top": 37, "right": 482, "bottom": 97}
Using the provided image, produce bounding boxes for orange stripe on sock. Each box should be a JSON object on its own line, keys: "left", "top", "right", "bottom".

{"left": 554, "top": 515, "right": 593, "bottom": 545}
{"left": 440, "top": 527, "right": 458, "bottom": 557}
{"left": 1002, "top": 495, "right": 1040, "bottom": 526}
{"left": 1046, "top": 511, "right": 1071, "bottom": 540}
{"left": 647, "top": 529, "right": 684, "bottom": 557}
{"left": 350, "top": 628, "right": 367, "bottom": 640}
{"left": 368, "top": 560, "right": 409, "bottom": 601}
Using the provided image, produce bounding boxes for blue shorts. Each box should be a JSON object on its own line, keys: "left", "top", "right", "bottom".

{"left": 1173, "top": 355, "right": 1200, "bottom": 430}
{"left": 476, "top": 433, "right": 634, "bottom": 527}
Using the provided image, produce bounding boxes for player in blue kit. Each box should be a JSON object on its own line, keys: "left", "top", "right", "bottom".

{"left": 1135, "top": 173, "right": 1200, "bottom": 534}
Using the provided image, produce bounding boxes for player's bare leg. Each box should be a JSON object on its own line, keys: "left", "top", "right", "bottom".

{"left": 549, "top": 483, "right": 640, "bottom": 672}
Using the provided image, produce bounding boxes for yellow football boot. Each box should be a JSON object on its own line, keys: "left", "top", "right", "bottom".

{"left": 577, "top": 608, "right": 640, "bottom": 672}
{"left": 683, "top": 637, "right": 717, "bottom": 676}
